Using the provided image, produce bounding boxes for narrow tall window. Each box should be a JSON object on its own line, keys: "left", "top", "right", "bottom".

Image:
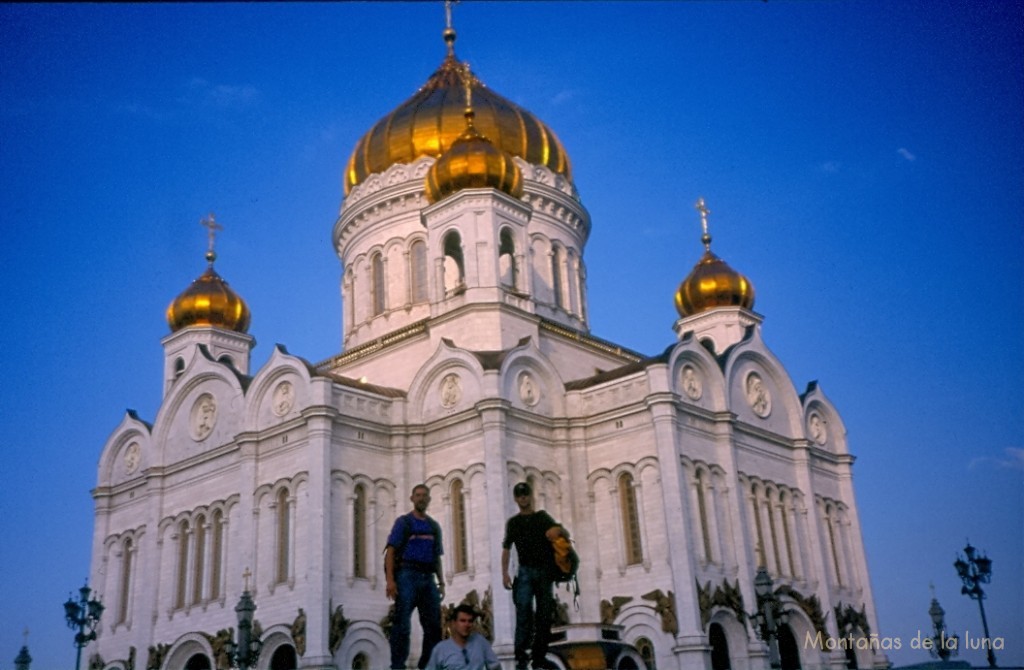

{"left": 765, "top": 493, "right": 781, "bottom": 574}
{"left": 619, "top": 473, "right": 643, "bottom": 565}
{"left": 353, "top": 484, "right": 367, "bottom": 578}
{"left": 276, "top": 489, "right": 291, "bottom": 584}
{"left": 826, "top": 504, "right": 843, "bottom": 586}
{"left": 192, "top": 514, "right": 206, "bottom": 605}
{"left": 443, "top": 231, "right": 465, "bottom": 294}
{"left": 499, "top": 228, "right": 517, "bottom": 289}
{"left": 780, "top": 493, "right": 795, "bottom": 577}
{"left": 696, "top": 470, "right": 714, "bottom": 563}
{"left": 410, "top": 240, "right": 428, "bottom": 303}
{"left": 371, "top": 252, "right": 385, "bottom": 316}
{"left": 175, "top": 520, "right": 189, "bottom": 609}
{"left": 551, "top": 246, "right": 564, "bottom": 308}
{"left": 451, "top": 480, "right": 468, "bottom": 573}
{"left": 210, "top": 510, "right": 223, "bottom": 600}
{"left": 750, "top": 486, "right": 766, "bottom": 568}
{"left": 118, "top": 538, "right": 133, "bottom": 624}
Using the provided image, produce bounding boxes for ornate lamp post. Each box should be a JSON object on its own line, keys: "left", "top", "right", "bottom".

{"left": 64, "top": 582, "right": 104, "bottom": 670}
{"left": 228, "top": 569, "right": 262, "bottom": 670}
{"left": 750, "top": 567, "right": 789, "bottom": 670}
{"left": 927, "top": 585, "right": 958, "bottom": 662}
{"left": 953, "top": 541, "right": 996, "bottom": 668}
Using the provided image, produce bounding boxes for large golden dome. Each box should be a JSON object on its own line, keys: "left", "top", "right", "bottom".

{"left": 675, "top": 199, "right": 755, "bottom": 318}
{"left": 167, "top": 252, "right": 251, "bottom": 333}
{"left": 344, "top": 45, "right": 571, "bottom": 195}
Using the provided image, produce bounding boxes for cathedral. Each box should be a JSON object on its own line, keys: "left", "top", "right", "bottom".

{"left": 87, "top": 14, "right": 887, "bottom": 670}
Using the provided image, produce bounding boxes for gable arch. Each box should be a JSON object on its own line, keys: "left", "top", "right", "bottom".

{"left": 245, "top": 345, "right": 315, "bottom": 430}
{"left": 98, "top": 411, "right": 153, "bottom": 488}
{"left": 668, "top": 338, "right": 727, "bottom": 411}
{"left": 406, "top": 340, "right": 485, "bottom": 423}
{"left": 499, "top": 341, "right": 566, "bottom": 415}
{"left": 724, "top": 348, "right": 804, "bottom": 438}
{"left": 801, "top": 382, "right": 849, "bottom": 455}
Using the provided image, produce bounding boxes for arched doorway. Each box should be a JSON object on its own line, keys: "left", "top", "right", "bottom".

{"left": 269, "top": 644, "right": 298, "bottom": 670}
{"left": 709, "top": 623, "right": 731, "bottom": 670}
{"left": 778, "top": 624, "right": 801, "bottom": 670}
{"left": 183, "top": 654, "right": 211, "bottom": 670}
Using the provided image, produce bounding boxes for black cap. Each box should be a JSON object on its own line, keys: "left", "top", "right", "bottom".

{"left": 513, "top": 482, "right": 532, "bottom": 496}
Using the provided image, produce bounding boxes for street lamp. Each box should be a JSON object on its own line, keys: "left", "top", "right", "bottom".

{"left": 927, "top": 585, "right": 958, "bottom": 662}
{"left": 227, "top": 569, "right": 262, "bottom": 670}
{"left": 64, "top": 581, "right": 104, "bottom": 670}
{"left": 750, "top": 567, "right": 790, "bottom": 670}
{"left": 954, "top": 541, "right": 996, "bottom": 668}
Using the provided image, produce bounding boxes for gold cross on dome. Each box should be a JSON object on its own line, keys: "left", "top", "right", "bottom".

{"left": 200, "top": 213, "right": 223, "bottom": 257}
{"left": 444, "top": 0, "right": 454, "bottom": 30}
{"left": 695, "top": 197, "right": 712, "bottom": 250}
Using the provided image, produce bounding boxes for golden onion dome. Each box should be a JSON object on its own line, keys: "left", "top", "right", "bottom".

{"left": 675, "top": 199, "right": 756, "bottom": 318}
{"left": 167, "top": 219, "right": 251, "bottom": 333}
{"left": 344, "top": 45, "right": 571, "bottom": 195}
{"left": 425, "top": 97, "right": 524, "bottom": 203}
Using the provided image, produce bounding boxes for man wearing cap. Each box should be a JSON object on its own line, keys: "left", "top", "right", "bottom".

{"left": 501, "top": 482, "right": 567, "bottom": 670}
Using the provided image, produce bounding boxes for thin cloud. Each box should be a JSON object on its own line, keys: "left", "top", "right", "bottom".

{"left": 820, "top": 160, "right": 841, "bottom": 173}
{"left": 897, "top": 147, "right": 916, "bottom": 161}
{"left": 968, "top": 447, "right": 1024, "bottom": 472}
{"left": 181, "top": 77, "right": 260, "bottom": 110}
{"left": 551, "top": 89, "right": 577, "bottom": 106}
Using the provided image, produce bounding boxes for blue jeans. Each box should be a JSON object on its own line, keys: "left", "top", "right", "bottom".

{"left": 391, "top": 568, "right": 442, "bottom": 669}
{"left": 512, "top": 565, "right": 555, "bottom": 667}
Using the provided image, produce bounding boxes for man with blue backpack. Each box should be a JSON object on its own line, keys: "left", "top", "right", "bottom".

{"left": 385, "top": 484, "right": 446, "bottom": 669}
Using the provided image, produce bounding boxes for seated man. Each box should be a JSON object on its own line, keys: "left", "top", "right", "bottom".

{"left": 424, "top": 604, "right": 500, "bottom": 670}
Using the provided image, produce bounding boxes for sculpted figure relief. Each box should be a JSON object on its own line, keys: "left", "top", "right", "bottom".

{"left": 681, "top": 365, "right": 703, "bottom": 400}
{"left": 190, "top": 393, "right": 218, "bottom": 441}
{"left": 272, "top": 381, "right": 294, "bottom": 417}
{"left": 518, "top": 372, "right": 539, "bottom": 406}
{"left": 745, "top": 373, "right": 771, "bottom": 418}
{"left": 440, "top": 373, "right": 461, "bottom": 408}
{"left": 808, "top": 412, "right": 828, "bottom": 445}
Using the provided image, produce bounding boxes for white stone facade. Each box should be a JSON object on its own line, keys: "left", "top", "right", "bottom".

{"left": 88, "top": 64, "right": 885, "bottom": 670}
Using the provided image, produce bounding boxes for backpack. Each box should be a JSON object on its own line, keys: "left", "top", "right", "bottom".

{"left": 385, "top": 513, "right": 441, "bottom": 571}
{"left": 546, "top": 527, "right": 581, "bottom": 607}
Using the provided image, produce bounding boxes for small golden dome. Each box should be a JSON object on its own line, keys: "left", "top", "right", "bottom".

{"left": 674, "top": 198, "right": 756, "bottom": 318}
{"left": 425, "top": 106, "right": 524, "bottom": 204}
{"left": 344, "top": 52, "right": 570, "bottom": 195}
{"left": 167, "top": 214, "right": 251, "bottom": 333}
{"left": 167, "top": 259, "right": 251, "bottom": 333}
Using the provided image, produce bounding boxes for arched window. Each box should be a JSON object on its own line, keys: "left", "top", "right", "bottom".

{"left": 192, "top": 514, "right": 206, "bottom": 605}
{"left": 778, "top": 623, "right": 802, "bottom": 670}
{"left": 117, "top": 537, "right": 133, "bottom": 624}
{"left": 353, "top": 484, "right": 367, "bottom": 578}
{"left": 450, "top": 479, "right": 468, "bottom": 573}
{"left": 276, "top": 489, "right": 291, "bottom": 584}
{"left": 779, "top": 492, "right": 795, "bottom": 578}
{"left": 765, "top": 489, "right": 781, "bottom": 574}
{"left": 371, "top": 252, "right": 385, "bottom": 316}
{"left": 551, "top": 245, "right": 564, "bottom": 308}
{"left": 443, "top": 231, "right": 465, "bottom": 294}
{"left": 695, "top": 470, "right": 714, "bottom": 563}
{"left": 174, "top": 357, "right": 186, "bottom": 378}
{"left": 499, "top": 228, "right": 517, "bottom": 289}
{"left": 709, "top": 622, "right": 731, "bottom": 670}
{"left": 619, "top": 473, "right": 643, "bottom": 565}
{"left": 269, "top": 645, "right": 298, "bottom": 670}
{"left": 175, "top": 520, "right": 189, "bottom": 609}
{"left": 210, "top": 510, "right": 224, "bottom": 600}
{"left": 410, "top": 239, "right": 428, "bottom": 303}
{"left": 352, "top": 653, "right": 369, "bottom": 670}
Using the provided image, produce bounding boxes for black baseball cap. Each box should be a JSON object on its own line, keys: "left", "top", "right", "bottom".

{"left": 513, "top": 482, "right": 532, "bottom": 496}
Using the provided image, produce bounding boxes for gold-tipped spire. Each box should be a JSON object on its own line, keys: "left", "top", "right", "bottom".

{"left": 443, "top": 0, "right": 457, "bottom": 58}
{"left": 674, "top": 198, "right": 756, "bottom": 318}
{"left": 167, "top": 214, "right": 251, "bottom": 333}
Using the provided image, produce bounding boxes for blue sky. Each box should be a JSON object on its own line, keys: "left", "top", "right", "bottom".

{"left": 1, "top": 2, "right": 1021, "bottom": 669}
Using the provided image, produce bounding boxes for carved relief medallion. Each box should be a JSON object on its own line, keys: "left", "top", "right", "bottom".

{"left": 518, "top": 372, "right": 540, "bottom": 407}
{"left": 439, "top": 373, "right": 461, "bottom": 408}
{"left": 745, "top": 372, "right": 772, "bottom": 418}
{"left": 808, "top": 412, "right": 828, "bottom": 445}
{"left": 190, "top": 393, "right": 218, "bottom": 441}
{"left": 272, "top": 381, "right": 295, "bottom": 417}
{"left": 123, "top": 441, "right": 141, "bottom": 475}
{"left": 681, "top": 364, "right": 703, "bottom": 401}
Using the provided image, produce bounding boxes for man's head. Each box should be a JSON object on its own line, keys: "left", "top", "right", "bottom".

{"left": 410, "top": 484, "right": 431, "bottom": 514}
{"left": 449, "top": 603, "right": 478, "bottom": 641}
{"left": 513, "top": 482, "right": 533, "bottom": 512}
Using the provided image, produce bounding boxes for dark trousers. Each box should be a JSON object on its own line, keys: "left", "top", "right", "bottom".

{"left": 390, "top": 568, "right": 442, "bottom": 669}
{"left": 512, "top": 565, "right": 554, "bottom": 667}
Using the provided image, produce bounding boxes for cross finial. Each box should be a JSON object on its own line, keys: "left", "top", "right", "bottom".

{"left": 200, "top": 213, "right": 223, "bottom": 265}
{"left": 22, "top": 627, "right": 29, "bottom": 645}
{"left": 929, "top": 581, "right": 936, "bottom": 598}
{"left": 242, "top": 567, "right": 252, "bottom": 592}
{"left": 443, "top": 0, "right": 458, "bottom": 57}
{"left": 695, "top": 197, "right": 712, "bottom": 251}
{"left": 462, "top": 62, "right": 473, "bottom": 112}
